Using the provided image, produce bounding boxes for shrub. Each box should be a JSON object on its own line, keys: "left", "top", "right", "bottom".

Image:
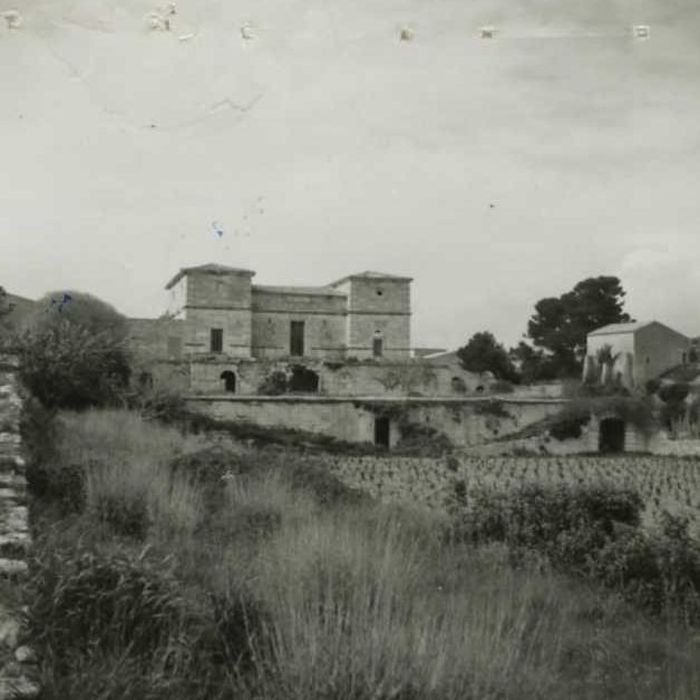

{"left": 645, "top": 379, "right": 661, "bottom": 396}
{"left": 394, "top": 421, "right": 453, "bottom": 456}
{"left": 257, "top": 371, "right": 288, "bottom": 396}
{"left": 130, "top": 386, "right": 187, "bottom": 423}
{"left": 659, "top": 383, "right": 690, "bottom": 404}
{"left": 82, "top": 455, "right": 204, "bottom": 542}
{"left": 90, "top": 489, "right": 150, "bottom": 539}
{"left": 549, "top": 414, "right": 590, "bottom": 441}
{"left": 661, "top": 402, "right": 687, "bottom": 431}
{"left": 32, "top": 411, "right": 204, "bottom": 539}
{"left": 563, "top": 395, "right": 654, "bottom": 435}
{"left": 201, "top": 591, "right": 272, "bottom": 673}
{"left": 688, "top": 397, "right": 700, "bottom": 425}
{"left": 490, "top": 380, "right": 515, "bottom": 394}
{"left": 454, "top": 483, "right": 644, "bottom": 569}
{"left": 17, "top": 290, "right": 132, "bottom": 410}
{"left": 286, "top": 459, "right": 368, "bottom": 507}
{"left": 451, "top": 483, "right": 700, "bottom": 622}
{"left": 21, "top": 399, "right": 85, "bottom": 511}
{"left": 28, "top": 549, "right": 187, "bottom": 668}
{"left": 169, "top": 445, "right": 251, "bottom": 511}
{"left": 591, "top": 513, "right": 700, "bottom": 623}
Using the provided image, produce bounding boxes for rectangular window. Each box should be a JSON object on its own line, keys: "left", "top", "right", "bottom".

{"left": 372, "top": 337, "right": 384, "bottom": 358}
{"left": 167, "top": 336, "right": 182, "bottom": 359}
{"left": 210, "top": 328, "right": 223, "bottom": 353}
{"left": 290, "top": 321, "right": 305, "bottom": 356}
{"left": 374, "top": 417, "right": 390, "bottom": 448}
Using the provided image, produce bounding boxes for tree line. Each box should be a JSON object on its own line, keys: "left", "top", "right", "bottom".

{"left": 457, "top": 276, "right": 633, "bottom": 384}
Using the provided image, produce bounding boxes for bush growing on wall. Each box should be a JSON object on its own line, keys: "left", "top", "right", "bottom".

{"left": 257, "top": 370, "right": 288, "bottom": 396}
{"left": 548, "top": 413, "right": 590, "bottom": 441}
{"left": 557, "top": 395, "right": 655, "bottom": 437}
{"left": 657, "top": 383, "right": 691, "bottom": 431}
{"left": 658, "top": 383, "right": 690, "bottom": 404}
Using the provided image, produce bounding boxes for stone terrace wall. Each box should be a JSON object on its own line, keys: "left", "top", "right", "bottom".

{"left": 0, "top": 354, "right": 38, "bottom": 699}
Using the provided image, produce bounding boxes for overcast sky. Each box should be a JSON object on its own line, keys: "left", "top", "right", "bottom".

{"left": 2, "top": 0, "right": 700, "bottom": 349}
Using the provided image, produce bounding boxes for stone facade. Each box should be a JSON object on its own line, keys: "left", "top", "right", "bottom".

{"left": 185, "top": 395, "right": 568, "bottom": 448}
{"left": 131, "top": 264, "right": 413, "bottom": 363}
{"left": 127, "top": 264, "right": 469, "bottom": 396}
{"left": 0, "top": 355, "right": 39, "bottom": 699}
{"left": 144, "top": 355, "right": 482, "bottom": 399}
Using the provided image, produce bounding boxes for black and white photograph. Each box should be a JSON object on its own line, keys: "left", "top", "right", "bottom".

{"left": 1, "top": 1, "right": 699, "bottom": 698}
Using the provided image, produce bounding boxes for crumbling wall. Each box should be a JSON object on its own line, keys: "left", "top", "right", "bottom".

{"left": 0, "top": 354, "right": 38, "bottom": 699}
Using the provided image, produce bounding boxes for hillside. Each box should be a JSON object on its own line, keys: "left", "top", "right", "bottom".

{"left": 0, "top": 290, "right": 36, "bottom": 331}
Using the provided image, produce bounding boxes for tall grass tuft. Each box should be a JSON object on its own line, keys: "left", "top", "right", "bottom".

{"left": 241, "top": 506, "right": 570, "bottom": 699}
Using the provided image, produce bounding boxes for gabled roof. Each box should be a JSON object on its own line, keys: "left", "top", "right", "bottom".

{"left": 330, "top": 270, "right": 413, "bottom": 286}
{"left": 422, "top": 350, "right": 459, "bottom": 362}
{"left": 588, "top": 321, "right": 651, "bottom": 336}
{"left": 165, "top": 264, "right": 255, "bottom": 290}
{"left": 413, "top": 347, "right": 448, "bottom": 358}
{"left": 588, "top": 320, "right": 688, "bottom": 338}
{"left": 253, "top": 285, "right": 345, "bottom": 298}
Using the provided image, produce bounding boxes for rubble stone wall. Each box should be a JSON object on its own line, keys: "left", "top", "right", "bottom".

{"left": 0, "top": 354, "right": 38, "bottom": 699}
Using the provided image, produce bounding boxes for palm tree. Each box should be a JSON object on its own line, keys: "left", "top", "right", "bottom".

{"left": 595, "top": 344, "right": 620, "bottom": 385}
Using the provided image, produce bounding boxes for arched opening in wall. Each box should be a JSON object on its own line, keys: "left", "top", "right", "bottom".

{"left": 598, "top": 418, "right": 626, "bottom": 454}
{"left": 451, "top": 377, "right": 467, "bottom": 394}
{"left": 374, "top": 416, "right": 390, "bottom": 448}
{"left": 220, "top": 371, "right": 237, "bottom": 393}
{"left": 475, "top": 385, "right": 485, "bottom": 394}
{"left": 288, "top": 365, "right": 319, "bottom": 393}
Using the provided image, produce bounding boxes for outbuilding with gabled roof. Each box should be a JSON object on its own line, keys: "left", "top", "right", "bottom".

{"left": 585, "top": 320, "right": 691, "bottom": 389}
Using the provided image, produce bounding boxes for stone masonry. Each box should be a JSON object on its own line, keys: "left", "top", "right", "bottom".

{"left": 0, "top": 355, "right": 39, "bottom": 699}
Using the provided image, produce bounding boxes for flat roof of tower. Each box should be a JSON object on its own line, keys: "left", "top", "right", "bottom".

{"left": 253, "top": 284, "right": 346, "bottom": 297}
{"left": 330, "top": 270, "right": 413, "bottom": 286}
{"left": 165, "top": 264, "right": 256, "bottom": 290}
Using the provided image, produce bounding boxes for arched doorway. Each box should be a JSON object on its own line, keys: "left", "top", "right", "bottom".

{"left": 598, "top": 417, "right": 626, "bottom": 454}
{"left": 220, "top": 370, "right": 236, "bottom": 393}
{"left": 288, "top": 365, "right": 319, "bottom": 393}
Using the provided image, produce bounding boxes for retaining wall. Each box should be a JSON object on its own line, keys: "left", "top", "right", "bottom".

{"left": 184, "top": 395, "right": 569, "bottom": 448}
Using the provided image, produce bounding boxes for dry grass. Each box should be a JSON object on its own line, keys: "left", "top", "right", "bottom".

{"left": 29, "top": 410, "right": 700, "bottom": 700}
{"left": 55, "top": 409, "right": 205, "bottom": 539}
